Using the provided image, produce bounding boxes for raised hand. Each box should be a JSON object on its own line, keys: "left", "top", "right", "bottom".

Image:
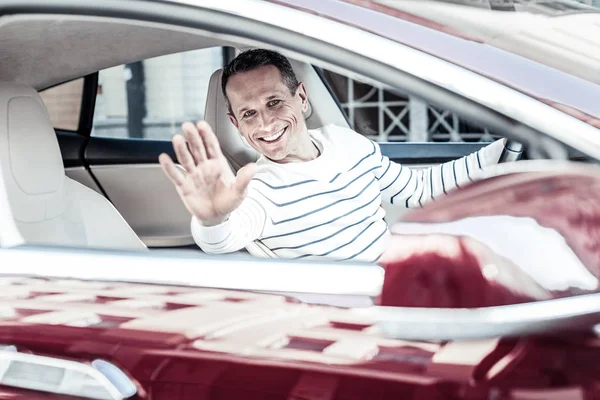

{"left": 159, "top": 121, "right": 257, "bottom": 226}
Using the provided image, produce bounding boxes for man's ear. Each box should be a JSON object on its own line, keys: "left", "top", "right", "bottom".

{"left": 297, "top": 82, "right": 309, "bottom": 113}
{"left": 227, "top": 113, "right": 239, "bottom": 129}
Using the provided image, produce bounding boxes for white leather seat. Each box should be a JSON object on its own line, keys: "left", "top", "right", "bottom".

{"left": 203, "top": 57, "right": 350, "bottom": 257}
{"left": 0, "top": 82, "right": 147, "bottom": 251}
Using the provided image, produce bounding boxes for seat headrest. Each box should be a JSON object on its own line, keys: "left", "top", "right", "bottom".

{"left": 0, "top": 82, "right": 66, "bottom": 222}
{"left": 204, "top": 66, "right": 313, "bottom": 172}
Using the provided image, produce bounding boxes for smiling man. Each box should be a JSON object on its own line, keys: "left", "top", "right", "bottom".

{"left": 159, "top": 49, "right": 507, "bottom": 262}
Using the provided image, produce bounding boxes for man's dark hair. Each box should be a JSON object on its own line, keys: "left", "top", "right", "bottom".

{"left": 221, "top": 49, "right": 300, "bottom": 115}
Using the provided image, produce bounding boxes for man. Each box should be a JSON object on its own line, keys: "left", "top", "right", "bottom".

{"left": 159, "top": 49, "right": 506, "bottom": 262}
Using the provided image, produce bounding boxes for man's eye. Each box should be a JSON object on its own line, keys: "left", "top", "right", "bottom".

{"left": 267, "top": 100, "right": 281, "bottom": 107}
{"left": 243, "top": 110, "right": 256, "bottom": 118}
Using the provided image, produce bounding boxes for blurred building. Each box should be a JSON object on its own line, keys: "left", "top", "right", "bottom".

{"left": 92, "top": 47, "right": 223, "bottom": 140}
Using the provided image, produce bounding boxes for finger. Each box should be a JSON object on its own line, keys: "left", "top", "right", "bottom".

{"left": 159, "top": 153, "right": 186, "bottom": 187}
{"left": 182, "top": 122, "right": 207, "bottom": 164}
{"left": 234, "top": 162, "right": 257, "bottom": 196}
{"left": 172, "top": 134, "right": 195, "bottom": 173}
{"left": 196, "top": 121, "right": 223, "bottom": 159}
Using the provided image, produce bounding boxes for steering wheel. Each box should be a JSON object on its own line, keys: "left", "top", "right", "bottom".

{"left": 498, "top": 139, "right": 524, "bottom": 163}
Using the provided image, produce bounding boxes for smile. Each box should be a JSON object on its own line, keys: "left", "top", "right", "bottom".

{"left": 260, "top": 127, "right": 286, "bottom": 143}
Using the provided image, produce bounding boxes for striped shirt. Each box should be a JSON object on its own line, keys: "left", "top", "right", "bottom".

{"left": 192, "top": 124, "right": 505, "bottom": 262}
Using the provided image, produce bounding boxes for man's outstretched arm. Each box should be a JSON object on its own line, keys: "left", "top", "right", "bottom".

{"left": 375, "top": 139, "right": 506, "bottom": 207}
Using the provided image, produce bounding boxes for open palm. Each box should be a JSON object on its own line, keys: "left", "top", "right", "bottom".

{"left": 159, "top": 121, "right": 256, "bottom": 226}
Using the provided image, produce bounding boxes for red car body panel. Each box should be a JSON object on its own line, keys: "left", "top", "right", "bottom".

{"left": 379, "top": 166, "right": 600, "bottom": 310}
{"left": 0, "top": 276, "right": 598, "bottom": 399}
{"left": 267, "top": 0, "right": 600, "bottom": 127}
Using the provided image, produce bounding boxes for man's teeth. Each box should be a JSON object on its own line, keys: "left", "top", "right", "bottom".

{"left": 262, "top": 128, "right": 285, "bottom": 142}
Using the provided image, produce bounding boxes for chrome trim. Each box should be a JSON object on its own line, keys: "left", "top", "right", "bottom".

{"left": 0, "top": 246, "right": 384, "bottom": 297}
{"left": 352, "top": 293, "right": 600, "bottom": 340}
{"left": 0, "top": 348, "right": 136, "bottom": 399}
{"left": 91, "top": 360, "right": 137, "bottom": 399}
{"left": 457, "top": 157, "right": 600, "bottom": 182}
{"left": 170, "top": 0, "right": 600, "bottom": 158}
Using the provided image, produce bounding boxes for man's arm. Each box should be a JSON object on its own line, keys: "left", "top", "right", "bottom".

{"left": 375, "top": 139, "right": 506, "bottom": 207}
{"left": 191, "top": 190, "right": 266, "bottom": 254}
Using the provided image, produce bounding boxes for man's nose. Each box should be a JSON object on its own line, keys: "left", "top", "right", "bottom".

{"left": 256, "top": 110, "right": 275, "bottom": 131}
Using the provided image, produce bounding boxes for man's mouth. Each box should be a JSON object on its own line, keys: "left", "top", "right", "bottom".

{"left": 259, "top": 127, "right": 286, "bottom": 143}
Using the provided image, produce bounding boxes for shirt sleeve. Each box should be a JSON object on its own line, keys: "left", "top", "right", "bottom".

{"left": 376, "top": 139, "right": 506, "bottom": 207}
{"left": 190, "top": 189, "right": 267, "bottom": 254}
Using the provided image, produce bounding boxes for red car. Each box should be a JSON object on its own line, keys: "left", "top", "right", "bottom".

{"left": 0, "top": 0, "right": 598, "bottom": 398}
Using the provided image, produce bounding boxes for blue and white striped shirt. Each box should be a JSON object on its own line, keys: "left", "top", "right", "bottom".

{"left": 192, "top": 124, "right": 505, "bottom": 262}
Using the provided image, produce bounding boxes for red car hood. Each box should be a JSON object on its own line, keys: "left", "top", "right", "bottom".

{"left": 0, "top": 273, "right": 599, "bottom": 399}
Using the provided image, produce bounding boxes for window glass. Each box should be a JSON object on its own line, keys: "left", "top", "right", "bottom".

{"left": 92, "top": 47, "right": 224, "bottom": 139}
{"left": 319, "top": 68, "right": 501, "bottom": 143}
{"left": 39, "top": 78, "right": 84, "bottom": 132}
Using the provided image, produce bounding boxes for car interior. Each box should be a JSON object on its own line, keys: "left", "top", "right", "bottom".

{"left": 0, "top": 82, "right": 146, "bottom": 251}
{"left": 0, "top": 48, "right": 364, "bottom": 257}
{"left": 0, "top": 8, "right": 592, "bottom": 259}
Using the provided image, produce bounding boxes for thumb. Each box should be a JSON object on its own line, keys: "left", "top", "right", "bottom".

{"left": 234, "top": 163, "right": 257, "bottom": 196}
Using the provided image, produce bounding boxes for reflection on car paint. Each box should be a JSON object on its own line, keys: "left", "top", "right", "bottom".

{"left": 379, "top": 164, "right": 600, "bottom": 308}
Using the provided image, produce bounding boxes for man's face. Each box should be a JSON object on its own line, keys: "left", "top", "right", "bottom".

{"left": 226, "top": 65, "right": 309, "bottom": 162}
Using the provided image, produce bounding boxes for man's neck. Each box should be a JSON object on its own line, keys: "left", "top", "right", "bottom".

{"left": 273, "top": 130, "right": 320, "bottom": 164}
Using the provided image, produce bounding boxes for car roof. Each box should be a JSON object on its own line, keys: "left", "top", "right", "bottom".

{"left": 266, "top": 0, "right": 600, "bottom": 124}
{"left": 263, "top": 0, "right": 600, "bottom": 86}
{"left": 371, "top": 0, "right": 600, "bottom": 84}
{"left": 0, "top": 0, "right": 598, "bottom": 125}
